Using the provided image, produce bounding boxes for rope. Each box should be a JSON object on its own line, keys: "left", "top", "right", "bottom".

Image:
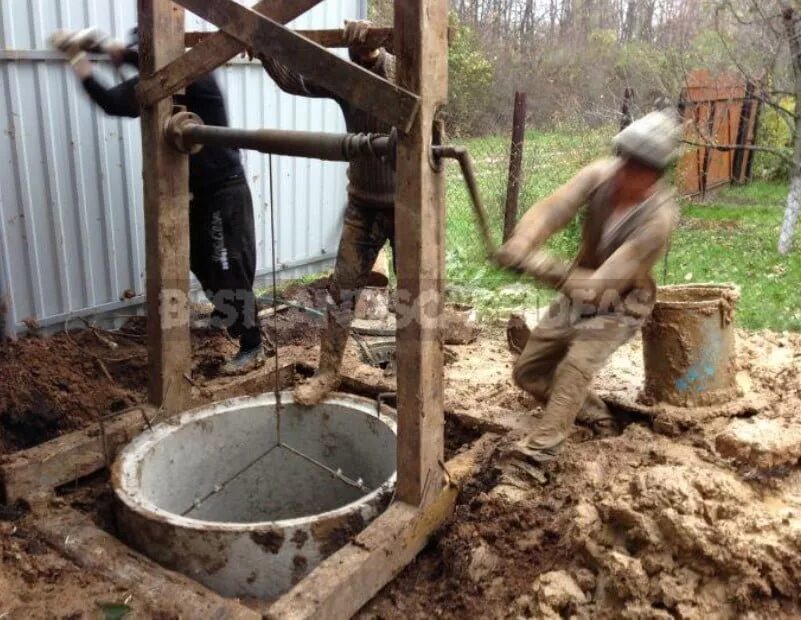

{"left": 268, "top": 153, "right": 282, "bottom": 442}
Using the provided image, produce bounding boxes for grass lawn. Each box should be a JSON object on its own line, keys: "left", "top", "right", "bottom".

{"left": 445, "top": 128, "right": 801, "bottom": 332}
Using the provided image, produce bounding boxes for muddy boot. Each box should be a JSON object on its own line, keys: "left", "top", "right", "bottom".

{"left": 504, "top": 434, "right": 566, "bottom": 464}
{"left": 506, "top": 313, "right": 531, "bottom": 355}
{"left": 294, "top": 311, "right": 349, "bottom": 407}
{"left": 221, "top": 345, "right": 265, "bottom": 376}
{"left": 576, "top": 392, "right": 618, "bottom": 437}
{"left": 503, "top": 418, "right": 568, "bottom": 465}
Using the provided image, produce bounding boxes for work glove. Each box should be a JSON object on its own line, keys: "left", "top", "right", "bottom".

{"left": 72, "top": 27, "right": 112, "bottom": 53}
{"left": 495, "top": 235, "right": 534, "bottom": 270}
{"left": 518, "top": 250, "right": 571, "bottom": 289}
{"left": 48, "top": 29, "right": 97, "bottom": 79}
{"left": 48, "top": 29, "right": 83, "bottom": 59}
{"left": 344, "top": 19, "right": 380, "bottom": 64}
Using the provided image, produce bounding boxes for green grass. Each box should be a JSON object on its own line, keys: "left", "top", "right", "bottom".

{"left": 444, "top": 126, "right": 801, "bottom": 332}
{"left": 663, "top": 182, "right": 801, "bottom": 331}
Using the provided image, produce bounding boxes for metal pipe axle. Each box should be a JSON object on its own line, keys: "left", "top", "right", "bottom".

{"left": 165, "top": 110, "right": 394, "bottom": 163}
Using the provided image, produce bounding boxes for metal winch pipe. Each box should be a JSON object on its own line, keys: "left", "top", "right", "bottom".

{"left": 165, "top": 110, "right": 394, "bottom": 163}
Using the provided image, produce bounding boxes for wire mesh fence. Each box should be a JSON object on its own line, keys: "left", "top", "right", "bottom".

{"left": 444, "top": 115, "right": 615, "bottom": 318}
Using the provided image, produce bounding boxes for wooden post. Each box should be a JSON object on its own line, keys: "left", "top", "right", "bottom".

{"left": 138, "top": 0, "right": 192, "bottom": 411}
{"left": 503, "top": 91, "right": 527, "bottom": 242}
{"left": 393, "top": 0, "right": 449, "bottom": 507}
{"left": 620, "top": 86, "right": 634, "bottom": 130}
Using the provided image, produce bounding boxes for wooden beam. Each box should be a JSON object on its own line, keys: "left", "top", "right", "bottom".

{"left": 185, "top": 27, "right": 395, "bottom": 50}
{"left": 185, "top": 27, "right": 456, "bottom": 52}
{"left": 0, "top": 407, "right": 154, "bottom": 503}
{"left": 138, "top": 0, "right": 192, "bottom": 412}
{"left": 35, "top": 508, "right": 260, "bottom": 620}
{"left": 137, "top": 0, "right": 323, "bottom": 107}
{"left": 266, "top": 434, "right": 497, "bottom": 619}
{"left": 393, "top": 0, "right": 449, "bottom": 506}
{"left": 171, "top": 0, "right": 420, "bottom": 132}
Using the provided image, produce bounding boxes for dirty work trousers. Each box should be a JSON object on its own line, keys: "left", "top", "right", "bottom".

{"left": 320, "top": 202, "right": 395, "bottom": 374}
{"left": 190, "top": 178, "right": 261, "bottom": 352}
{"left": 513, "top": 295, "right": 645, "bottom": 449}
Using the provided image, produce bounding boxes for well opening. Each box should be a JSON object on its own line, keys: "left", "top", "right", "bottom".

{"left": 112, "top": 392, "right": 397, "bottom": 599}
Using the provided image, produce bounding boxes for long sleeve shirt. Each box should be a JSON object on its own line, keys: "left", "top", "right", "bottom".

{"left": 81, "top": 51, "right": 244, "bottom": 195}
{"left": 512, "top": 158, "right": 679, "bottom": 316}
{"left": 260, "top": 49, "right": 396, "bottom": 208}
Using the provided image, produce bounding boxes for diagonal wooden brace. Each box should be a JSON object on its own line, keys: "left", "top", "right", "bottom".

{"left": 137, "top": 0, "right": 323, "bottom": 107}
{"left": 171, "top": 0, "right": 421, "bottom": 132}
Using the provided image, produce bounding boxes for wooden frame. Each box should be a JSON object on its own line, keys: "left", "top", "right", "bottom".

{"left": 131, "top": 0, "right": 450, "bottom": 615}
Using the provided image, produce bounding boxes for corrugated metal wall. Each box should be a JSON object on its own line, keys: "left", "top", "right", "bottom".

{"left": 0, "top": 0, "right": 365, "bottom": 336}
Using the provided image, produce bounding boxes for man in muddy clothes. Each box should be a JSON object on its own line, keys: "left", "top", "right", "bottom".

{"left": 496, "top": 111, "right": 681, "bottom": 462}
{"left": 51, "top": 28, "right": 263, "bottom": 375}
{"left": 256, "top": 20, "right": 396, "bottom": 406}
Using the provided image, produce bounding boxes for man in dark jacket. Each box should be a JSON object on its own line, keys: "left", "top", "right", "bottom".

{"left": 51, "top": 28, "right": 263, "bottom": 374}
{"left": 256, "top": 20, "right": 396, "bottom": 405}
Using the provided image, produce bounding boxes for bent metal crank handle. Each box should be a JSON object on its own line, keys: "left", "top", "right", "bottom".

{"left": 431, "top": 145, "right": 497, "bottom": 259}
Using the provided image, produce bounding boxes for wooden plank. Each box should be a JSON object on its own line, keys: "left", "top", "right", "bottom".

{"left": 137, "top": 0, "right": 323, "bottom": 107}
{"left": 35, "top": 507, "right": 260, "bottom": 620}
{"left": 138, "top": 0, "right": 192, "bottom": 412}
{"left": 185, "top": 27, "right": 395, "bottom": 50}
{"left": 186, "top": 27, "right": 456, "bottom": 52}
{"left": 0, "top": 407, "right": 154, "bottom": 503}
{"left": 393, "top": 0, "right": 449, "bottom": 506}
{"left": 267, "top": 433, "right": 498, "bottom": 619}
{"left": 171, "top": 0, "right": 420, "bottom": 132}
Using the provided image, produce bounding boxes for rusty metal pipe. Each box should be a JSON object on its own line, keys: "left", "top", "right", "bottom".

{"left": 433, "top": 145, "right": 496, "bottom": 257}
{"left": 166, "top": 111, "right": 393, "bottom": 163}
{"left": 182, "top": 125, "right": 393, "bottom": 162}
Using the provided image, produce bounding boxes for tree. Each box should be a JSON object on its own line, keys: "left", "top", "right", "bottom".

{"left": 709, "top": 0, "right": 800, "bottom": 254}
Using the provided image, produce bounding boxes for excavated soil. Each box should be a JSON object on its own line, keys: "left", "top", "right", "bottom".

{"left": 364, "top": 328, "right": 801, "bottom": 619}
{"left": 2, "top": 292, "right": 801, "bottom": 617}
{"left": 0, "top": 303, "right": 324, "bottom": 455}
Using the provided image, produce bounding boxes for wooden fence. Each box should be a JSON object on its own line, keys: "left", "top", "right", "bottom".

{"left": 677, "top": 70, "right": 762, "bottom": 197}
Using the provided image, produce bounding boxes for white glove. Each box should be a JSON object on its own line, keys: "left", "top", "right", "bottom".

{"left": 48, "top": 29, "right": 81, "bottom": 57}
{"left": 343, "top": 20, "right": 372, "bottom": 46}
{"left": 71, "top": 27, "right": 112, "bottom": 53}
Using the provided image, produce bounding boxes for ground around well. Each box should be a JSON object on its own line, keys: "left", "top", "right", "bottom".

{"left": 1, "top": 296, "right": 801, "bottom": 618}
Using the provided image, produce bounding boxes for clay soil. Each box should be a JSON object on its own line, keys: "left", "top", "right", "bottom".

{"left": 2, "top": 293, "right": 801, "bottom": 617}
{"left": 364, "top": 327, "right": 801, "bottom": 619}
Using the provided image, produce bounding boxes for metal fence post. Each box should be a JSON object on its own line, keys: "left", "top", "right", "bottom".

{"left": 503, "top": 91, "right": 527, "bottom": 242}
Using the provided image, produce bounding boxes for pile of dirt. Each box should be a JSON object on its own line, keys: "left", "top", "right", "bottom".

{"left": 366, "top": 329, "right": 801, "bottom": 619}
{"left": 0, "top": 327, "right": 148, "bottom": 454}
{"left": 0, "top": 313, "right": 322, "bottom": 454}
{"left": 368, "top": 425, "right": 801, "bottom": 619}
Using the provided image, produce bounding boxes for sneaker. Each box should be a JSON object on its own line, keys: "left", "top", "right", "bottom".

{"left": 221, "top": 346, "right": 266, "bottom": 376}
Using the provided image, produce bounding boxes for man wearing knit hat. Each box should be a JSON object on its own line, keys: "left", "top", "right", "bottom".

{"left": 496, "top": 110, "right": 681, "bottom": 463}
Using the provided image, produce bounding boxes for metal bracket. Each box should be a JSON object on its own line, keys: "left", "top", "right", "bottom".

{"left": 164, "top": 107, "right": 204, "bottom": 155}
